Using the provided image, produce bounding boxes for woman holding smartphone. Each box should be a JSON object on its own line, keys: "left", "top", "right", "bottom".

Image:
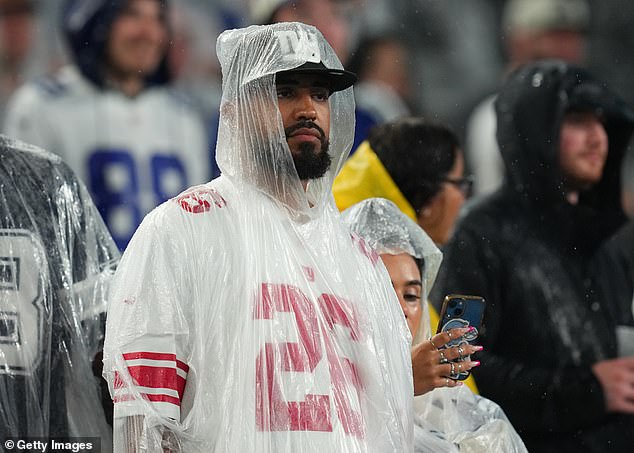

{"left": 343, "top": 198, "right": 526, "bottom": 453}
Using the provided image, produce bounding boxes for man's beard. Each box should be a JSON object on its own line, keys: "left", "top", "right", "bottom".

{"left": 285, "top": 121, "right": 331, "bottom": 180}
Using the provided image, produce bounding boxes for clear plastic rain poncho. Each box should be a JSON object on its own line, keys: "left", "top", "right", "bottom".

{"left": 0, "top": 136, "right": 119, "bottom": 445}
{"left": 103, "top": 23, "right": 413, "bottom": 452}
{"left": 342, "top": 198, "right": 527, "bottom": 453}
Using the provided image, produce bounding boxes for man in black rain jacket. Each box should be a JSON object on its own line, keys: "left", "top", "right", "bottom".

{"left": 432, "top": 60, "right": 634, "bottom": 452}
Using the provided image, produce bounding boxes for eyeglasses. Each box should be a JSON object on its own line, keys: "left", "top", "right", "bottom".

{"left": 442, "top": 176, "right": 474, "bottom": 197}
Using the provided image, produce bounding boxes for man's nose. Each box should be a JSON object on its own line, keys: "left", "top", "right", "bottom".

{"left": 137, "top": 14, "right": 165, "bottom": 40}
{"left": 588, "top": 120, "right": 607, "bottom": 145}
{"left": 294, "top": 92, "right": 317, "bottom": 120}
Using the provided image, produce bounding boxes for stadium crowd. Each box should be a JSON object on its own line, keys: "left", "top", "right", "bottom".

{"left": 0, "top": 0, "right": 633, "bottom": 451}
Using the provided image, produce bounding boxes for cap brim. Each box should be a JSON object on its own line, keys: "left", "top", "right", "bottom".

{"left": 278, "top": 62, "right": 357, "bottom": 93}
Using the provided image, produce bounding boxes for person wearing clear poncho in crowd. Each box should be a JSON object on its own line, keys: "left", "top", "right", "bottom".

{"left": 342, "top": 198, "right": 528, "bottom": 453}
{"left": 0, "top": 135, "right": 119, "bottom": 446}
{"left": 103, "top": 23, "right": 414, "bottom": 452}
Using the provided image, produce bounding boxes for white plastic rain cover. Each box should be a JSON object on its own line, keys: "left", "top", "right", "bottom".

{"left": 342, "top": 198, "right": 527, "bottom": 453}
{"left": 340, "top": 198, "right": 442, "bottom": 346}
{"left": 103, "top": 23, "right": 413, "bottom": 452}
{"left": 0, "top": 136, "right": 119, "bottom": 443}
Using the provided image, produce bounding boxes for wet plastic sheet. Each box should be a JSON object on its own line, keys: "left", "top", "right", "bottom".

{"left": 0, "top": 136, "right": 119, "bottom": 443}
{"left": 103, "top": 23, "right": 413, "bottom": 452}
{"left": 342, "top": 198, "right": 527, "bottom": 453}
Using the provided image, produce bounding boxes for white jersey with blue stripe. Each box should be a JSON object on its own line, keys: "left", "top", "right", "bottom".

{"left": 3, "top": 66, "right": 210, "bottom": 249}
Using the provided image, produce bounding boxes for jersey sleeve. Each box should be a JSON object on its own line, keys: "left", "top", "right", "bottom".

{"left": 103, "top": 208, "right": 193, "bottom": 424}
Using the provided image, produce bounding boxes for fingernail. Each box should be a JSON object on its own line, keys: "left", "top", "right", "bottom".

{"left": 468, "top": 326, "right": 476, "bottom": 332}
{"left": 472, "top": 361, "right": 481, "bottom": 367}
{"left": 457, "top": 381, "right": 463, "bottom": 386}
{"left": 474, "top": 346, "right": 484, "bottom": 351}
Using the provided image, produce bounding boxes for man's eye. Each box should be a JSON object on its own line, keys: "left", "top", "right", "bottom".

{"left": 276, "top": 88, "right": 293, "bottom": 98}
{"left": 566, "top": 114, "right": 585, "bottom": 123}
{"left": 121, "top": 7, "right": 141, "bottom": 19}
{"left": 313, "top": 90, "right": 330, "bottom": 101}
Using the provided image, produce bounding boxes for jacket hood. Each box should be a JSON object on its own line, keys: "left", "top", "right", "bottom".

{"left": 496, "top": 60, "right": 634, "bottom": 217}
{"left": 62, "top": 0, "right": 171, "bottom": 89}
{"left": 215, "top": 23, "right": 355, "bottom": 217}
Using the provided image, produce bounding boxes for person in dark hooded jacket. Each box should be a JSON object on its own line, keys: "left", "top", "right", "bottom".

{"left": 432, "top": 60, "right": 634, "bottom": 452}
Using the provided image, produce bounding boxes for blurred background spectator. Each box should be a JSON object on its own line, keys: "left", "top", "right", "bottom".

{"left": 0, "top": 0, "right": 61, "bottom": 125}
{"left": 465, "top": 0, "right": 590, "bottom": 197}
{"left": 1, "top": 0, "right": 633, "bottom": 244}
{"left": 0, "top": 0, "right": 35, "bottom": 124}
{"left": 347, "top": 34, "right": 413, "bottom": 150}
{"left": 4, "top": 0, "right": 634, "bottom": 136}
{"left": 3, "top": 0, "right": 210, "bottom": 250}
{"left": 333, "top": 118, "right": 469, "bottom": 247}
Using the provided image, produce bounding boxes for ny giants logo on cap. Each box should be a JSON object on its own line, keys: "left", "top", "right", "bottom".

{"left": 274, "top": 28, "right": 321, "bottom": 64}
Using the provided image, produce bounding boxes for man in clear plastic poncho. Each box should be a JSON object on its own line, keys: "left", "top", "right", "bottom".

{"left": 0, "top": 135, "right": 119, "bottom": 446}
{"left": 342, "top": 198, "right": 527, "bottom": 453}
{"left": 103, "top": 23, "right": 413, "bottom": 452}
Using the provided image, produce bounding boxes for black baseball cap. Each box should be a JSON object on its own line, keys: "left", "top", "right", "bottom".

{"left": 277, "top": 61, "right": 357, "bottom": 93}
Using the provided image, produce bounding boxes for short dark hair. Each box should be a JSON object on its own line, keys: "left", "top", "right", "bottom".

{"left": 368, "top": 118, "right": 460, "bottom": 212}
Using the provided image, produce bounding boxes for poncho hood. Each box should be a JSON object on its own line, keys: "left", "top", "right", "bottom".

{"left": 342, "top": 198, "right": 442, "bottom": 344}
{"left": 215, "top": 23, "right": 355, "bottom": 218}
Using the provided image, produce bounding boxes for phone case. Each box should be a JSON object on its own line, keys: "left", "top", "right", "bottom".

{"left": 436, "top": 294, "right": 486, "bottom": 380}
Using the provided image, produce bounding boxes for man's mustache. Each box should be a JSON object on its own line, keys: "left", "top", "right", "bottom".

{"left": 284, "top": 121, "right": 327, "bottom": 143}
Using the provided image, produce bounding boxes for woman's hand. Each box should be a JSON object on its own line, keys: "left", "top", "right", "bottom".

{"left": 412, "top": 327, "right": 482, "bottom": 396}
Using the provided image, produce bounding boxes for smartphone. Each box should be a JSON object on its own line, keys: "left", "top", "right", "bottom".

{"left": 436, "top": 294, "right": 486, "bottom": 380}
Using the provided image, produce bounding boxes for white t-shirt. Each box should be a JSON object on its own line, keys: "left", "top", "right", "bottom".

{"left": 3, "top": 66, "right": 210, "bottom": 249}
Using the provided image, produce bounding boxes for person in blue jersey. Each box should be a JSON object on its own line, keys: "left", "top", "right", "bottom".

{"left": 3, "top": 0, "right": 209, "bottom": 250}
{"left": 0, "top": 135, "right": 119, "bottom": 446}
